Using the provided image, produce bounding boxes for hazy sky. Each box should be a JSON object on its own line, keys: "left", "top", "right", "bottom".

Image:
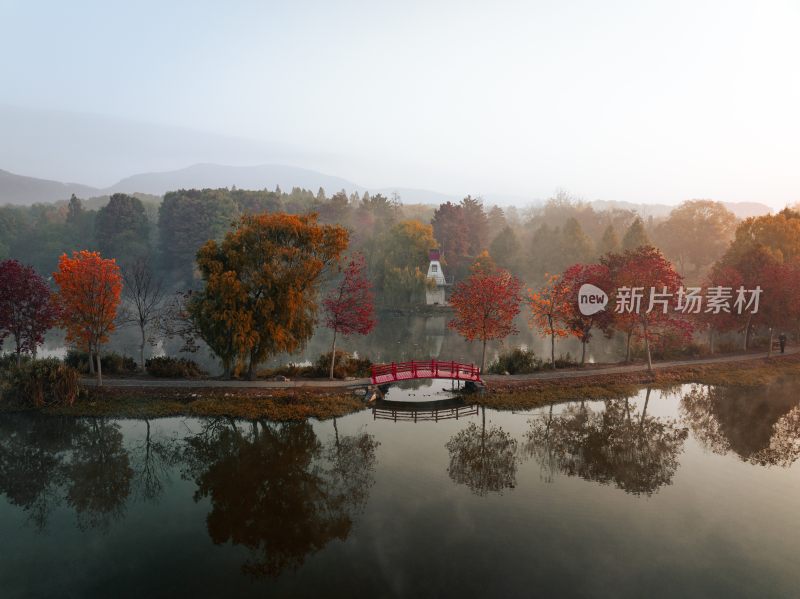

{"left": 2, "top": 0, "right": 799, "bottom": 206}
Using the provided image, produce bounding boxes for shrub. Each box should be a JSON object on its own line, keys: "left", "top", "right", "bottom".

{"left": 145, "top": 356, "right": 207, "bottom": 378}
{"left": 259, "top": 362, "right": 312, "bottom": 379}
{"left": 540, "top": 352, "right": 579, "bottom": 369}
{"left": 313, "top": 350, "right": 372, "bottom": 379}
{"left": 65, "top": 350, "right": 138, "bottom": 375}
{"left": 0, "top": 353, "right": 28, "bottom": 374}
{"left": 1, "top": 358, "right": 80, "bottom": 407}
{"left": 488, "top": 348, "right": 542, "bottom": 374}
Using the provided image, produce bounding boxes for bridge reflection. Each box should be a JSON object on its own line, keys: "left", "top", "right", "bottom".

{"left": 372, "top": 398, "right": 479, "bottom": 423}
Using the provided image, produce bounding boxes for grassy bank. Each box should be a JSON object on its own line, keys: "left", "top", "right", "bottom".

{"left": 476, "top": 353, "right": 800, "bottom": 410}
{"left": 4, "top": 353, "right": 799, "bottom": 420}
{"left": 2, "top": 387, "right": 366, "bottom": 421}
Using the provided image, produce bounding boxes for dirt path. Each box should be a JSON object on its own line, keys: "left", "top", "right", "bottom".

{"left": 81, "top": 347, "right": 798, "bottom": 390}
{"left": 483, "top": 347, "right": 799, "bottom": 383}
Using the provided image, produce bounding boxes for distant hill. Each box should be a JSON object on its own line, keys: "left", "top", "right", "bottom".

{"left": 0, "top": 163, "right": 776, "bottom": 219}
{"left": 0, "top": 169, "right": 99, "bottom": 205}
{"left": 589, "top": 199, "right": 772, "bottom": 220}
{"left": 108, "top": 163, "right": 363, "bottom": 196}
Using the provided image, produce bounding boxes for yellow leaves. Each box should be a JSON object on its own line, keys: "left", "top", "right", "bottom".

{"left": 191, "top": 212, "right": 348, "bottom": 372}
{"left": 528, "top": 273, "right": 571, "bottom": 337}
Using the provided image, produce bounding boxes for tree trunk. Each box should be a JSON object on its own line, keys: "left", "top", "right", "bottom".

{"left": 88, "top": 344, "right": 95, "bottom": 374}
{"left": 329, "top": 331, "right": 337, "bottom": 380}
{"left": 642, "top": 319, "right": 653, "bottom": 373}
{"left": 625, "top": 329, "right": 633, "bottom": 363}
{"left": 247, "top": 350, "right": 257, "bottom": 381}
{"left": 550, "top": 319, "right": 556, "bottom": 369}
{"left": 709, "top": 328, "right": 715, "bottom": 356}
{"left": 481, "top": 339, "right": 487, "bottom": 373}
{"left": 581, "top": 339, "right": 587, "bottom": 366}
{"left": 96, "top": 351, "right": 103, "bottom": 387}
{"left": 768, "top": 327, "right": 774, "bottom": 358}
{"left": 744, "top": 314, "right": 753, "bottom": 351}
{"left": 140, "top": 325, "right": 147, "bottom": 371}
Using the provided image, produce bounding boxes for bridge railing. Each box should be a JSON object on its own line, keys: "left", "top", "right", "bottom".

{"left": 370, "top": 359, "right": 481, "bottom": 384}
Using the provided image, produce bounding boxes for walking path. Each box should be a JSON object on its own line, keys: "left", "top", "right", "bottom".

{"left": 81, "top": 347, "right": 798, "bottom": 390}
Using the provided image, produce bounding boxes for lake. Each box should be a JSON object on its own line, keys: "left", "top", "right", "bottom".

{"left": 2, "top": 380, "right": 799, "bottom": 598}
{"left": 32, "top": 311, "right": 626, "bottom": 376}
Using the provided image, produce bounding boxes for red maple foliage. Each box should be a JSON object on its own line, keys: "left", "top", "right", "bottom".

{"left": 448, "top": 264, "right": 522, "bottom": 372}
{"left": 602, "top": 246, "right": 693, "bottom": 370}
{"left": 758, "top": 258, "right": 800, "bottom": 355}
{"left": 561, "top": 263, "right": 615, "bottom": 365}
{"left": 323, "top": 253, "right": 376, "bottom": 379}
{"left": 698, "top": 264, "right": 744, "bottom": 353}
{"left": 0, "top": 259, "right": 61, "bottom": 365}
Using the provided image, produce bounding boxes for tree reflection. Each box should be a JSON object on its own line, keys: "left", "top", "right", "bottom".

{"left": 526, "top": 390, "right": 688, "bottom": 496}
{"left": 446, "top": 408, "right": 519, "bottom": 496}
{"left": 130, "top": 419, "right": 179, "bottom": 503}
{"left": 681, "top": 381, "right": 800, "bottom": 467}
{"left": 0, "top": 415, "right": 134, "bottom": 530}
{"left": 183, "top": 418, "right": 378, "bottom": 578}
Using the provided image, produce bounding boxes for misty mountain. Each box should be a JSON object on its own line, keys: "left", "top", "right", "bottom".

{"left": 0, "top": 105, "right": 322, "bottom": 188}
{"left": 0, "top": 164, "right": 463, "bottom": 207}
{"left": 108, "top": 163, "right": 362, "bottom": 196}
{"left": 0, "top": 169, "right": 99, "bottom": 205}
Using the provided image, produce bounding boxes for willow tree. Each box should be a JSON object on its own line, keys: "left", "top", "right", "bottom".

{"left": 189, "top": 213, "right": 348, "bottom": 379}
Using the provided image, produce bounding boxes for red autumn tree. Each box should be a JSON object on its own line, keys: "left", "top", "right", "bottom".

{"left": 323, "top": 253, "right": 376, "bottom": 379}
{"left": 602, "top": 246, "right": 692, "bottom": 371}
{"left": 561, "top": 263, "right": 615, "bottom": 365}
{"left": 53, "top": 250, "right": 122, "bottom": 385}
{"left": 697, "top": 264, "right": 744, "bottom": 354}
{"left": 529, "top": 273, "right": 571, "bottom": 369}
{"left": 759, "top": 258, "right": 800, "bottom": 357}
{"left": 0, "top": 259, "right": 61, "bottom": 365}
{"left": 448, "top": 259, "right": 522, "bottom": 372}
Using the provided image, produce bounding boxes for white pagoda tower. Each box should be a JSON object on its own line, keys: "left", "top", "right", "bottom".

{"left": 425, "top": 249, "right": 448, "bottom": 305}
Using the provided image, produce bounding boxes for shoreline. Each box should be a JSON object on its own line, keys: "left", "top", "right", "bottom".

{"left": 3, "top": 351, "right": 799, "bottom": 421}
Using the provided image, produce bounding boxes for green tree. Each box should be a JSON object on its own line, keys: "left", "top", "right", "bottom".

{"left": 599, "top": 224, "right": 620, "bottom": 255}
{"left": 371, "top": 220, "right": 437, "bottom": 305}
{"left": 489, "top": 226, "right": 521, "bottom": 274}
{"left": 622, "top": 217, "right": 650, "bottom": 251}
{"left": 158, "top": 189, "right": 239, "bottom": 283}
{"left": 560, "top": 217, "right": 594, "bottom": 265}
{"left": 94, "top": 193, "right": 150, "bottom": 263}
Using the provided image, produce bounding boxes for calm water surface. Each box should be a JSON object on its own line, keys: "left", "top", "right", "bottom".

{"left": 2, "top": 380, "right": 800, "bottom": 598}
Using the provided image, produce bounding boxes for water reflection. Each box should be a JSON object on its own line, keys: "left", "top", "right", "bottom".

{"left": 0, "top": 415, "right": 134, "bottom": 530}
{"left": 446, "top": 407, "right": 519, "bottom": 496}
{"left": 3, "top": 381, "right": 800, "bottom": 595}
{"left": 131, "top": 419, "right": 180, "bottom": 503}
{"left": 525, "top": 390, "right": 689, "bottom": 496}
{"left": 182, "top": 418, "right": 379, "bottom": 577}
{"left": 681, "top": 381, "right": 800, "bottom": 467}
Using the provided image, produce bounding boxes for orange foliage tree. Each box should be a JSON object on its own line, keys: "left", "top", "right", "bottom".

{"left": 529, "top": 274, "right": 571, "bottom": 369}
{"left": 53, "top": 250, "right": 122, "bottom": 385}
{"left": 448, "top": 257, "right": 522, "bottom": 372}
{"left": 189, "top": 213, "right": 348, "bottom": 379}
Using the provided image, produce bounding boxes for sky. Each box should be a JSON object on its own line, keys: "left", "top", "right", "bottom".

{"left": 2, "top": 0, "right": 799, "bottom": 207}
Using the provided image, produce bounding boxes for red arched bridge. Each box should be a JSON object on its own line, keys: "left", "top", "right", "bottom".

{"left": 370, "top": 360, "right": 482, "bottom": 385}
